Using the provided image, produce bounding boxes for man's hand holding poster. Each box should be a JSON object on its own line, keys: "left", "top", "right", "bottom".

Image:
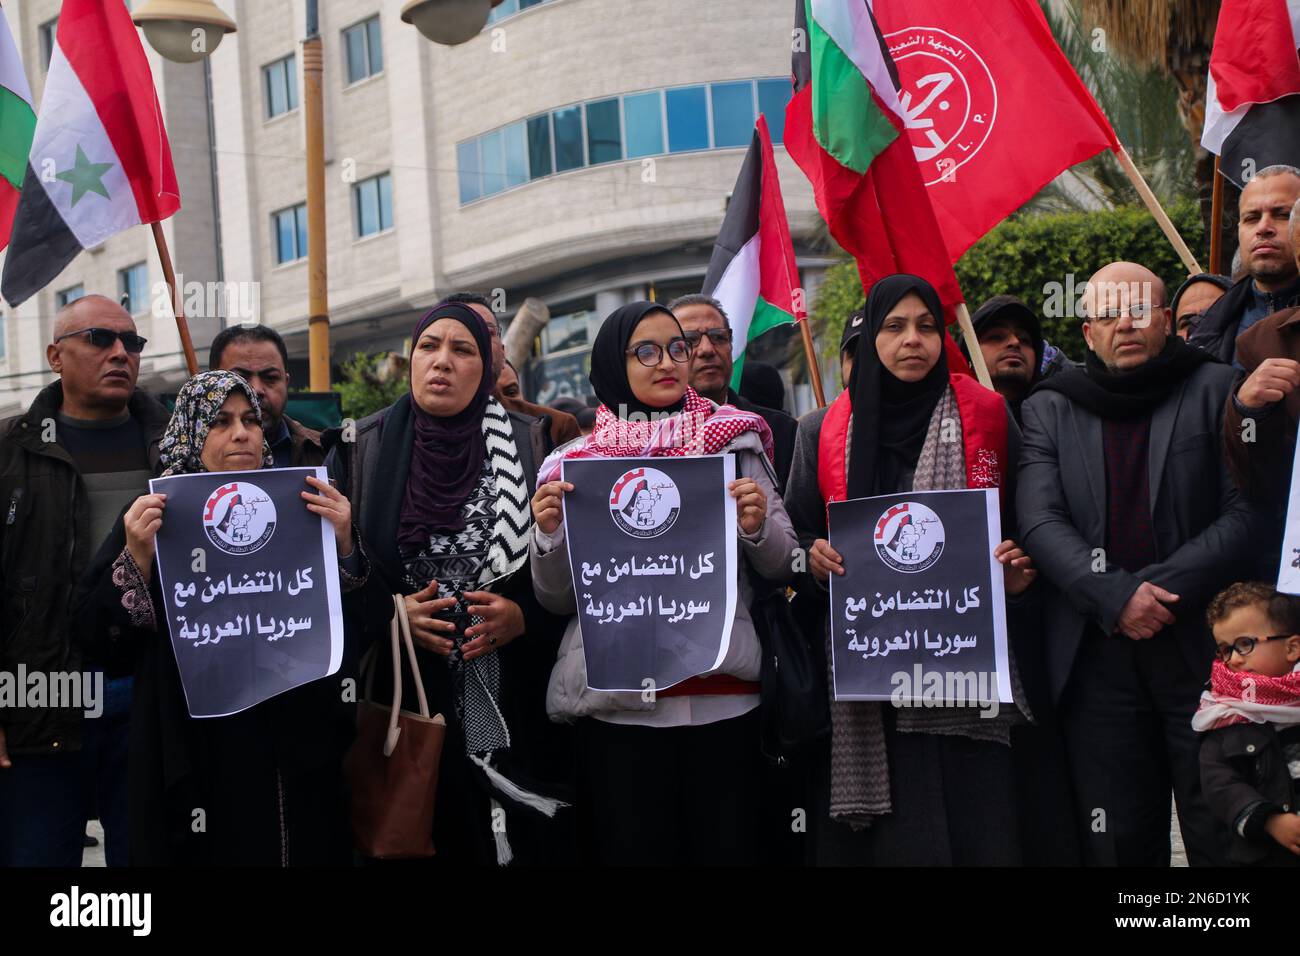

{"left": 560, "top": 455, "right": 738, "bottom": 692}
{"left": 149, "top": 466, "right": 345, "bottom": 718}
{"left": 828, "top": 488, "right": 1011, "bottom": 708}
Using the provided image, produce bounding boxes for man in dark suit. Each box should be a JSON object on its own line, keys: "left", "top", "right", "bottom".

{"left": 1018, "top": 261, "right": 1268, "bottom": 866}
{"left": 668, "top": 294, "right": 798, "bottom": 493}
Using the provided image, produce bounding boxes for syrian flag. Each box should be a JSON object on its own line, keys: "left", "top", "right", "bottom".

{"left": 0, "top": 8, "right": 34, "bottom": 255}
{"left": 1202, "top": 0, "right": 1300, "bottom": 189}
{"left": 702, "top": 115, "right": 803, "bottom": 387}
{"left": 2, "top": 0, "right": 180, "bottom": 307}
{"left": 784, "top": 0, "right": 962, "bottom": 309}
{"left": 872, "top": 0, "right": 1120, "bottom": 262}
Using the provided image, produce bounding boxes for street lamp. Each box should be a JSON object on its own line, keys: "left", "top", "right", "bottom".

{"left": 131, "top": 0, "right": 236, "bottom": 64}
{"left": 401, "top": 0, "right": 504, "bottom": 46}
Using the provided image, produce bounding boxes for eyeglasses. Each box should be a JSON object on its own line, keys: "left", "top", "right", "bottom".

{"left": 1214, "top": 634, "right": 1290, "bottom": 662}
{"left": 54, "top": 327, "right": 148, "bottom": 354}
{"left": 626, "top": 338, "right": 691, "bottom": 367}
{"left": 1089, "top": 303, "right": 1160, "bottom": 325}
{"left": 682, "top": 328, "right": 733, "bottom": 349}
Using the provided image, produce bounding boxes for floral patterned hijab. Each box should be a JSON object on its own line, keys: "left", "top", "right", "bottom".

{"left": 159, "top": 370, "right": 273, "bottom": 477}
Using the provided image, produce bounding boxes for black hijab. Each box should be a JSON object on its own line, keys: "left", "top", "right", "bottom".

{"left": 589, "top": 301, "right": 688, "bottom": 419}
{"left": 847, "top": 275, "right": 950, "bottom": 499}
{"left": 1031, "top": 334, "right": 1213, "bottom": 420}
{"left": 398, "top": 301, "right": 494, "bottom": 547}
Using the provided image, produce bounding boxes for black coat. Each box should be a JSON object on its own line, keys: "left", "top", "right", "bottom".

{"left": 0, "top": 383, "right": 169, "bottom": 754}
{"left": 727, "top": 389, "right": 798, "bottom": 495}
{"left": 1200, "top": 721, "right": 1300, "bottom": 866}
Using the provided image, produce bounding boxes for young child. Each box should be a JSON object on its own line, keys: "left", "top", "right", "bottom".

{"left": 1196, "top": 582, "right": 1300, "bottom": 866}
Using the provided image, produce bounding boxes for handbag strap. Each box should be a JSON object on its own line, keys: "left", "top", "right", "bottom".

{"left": 379, "top": 594, "right": 434, "bottom": 757}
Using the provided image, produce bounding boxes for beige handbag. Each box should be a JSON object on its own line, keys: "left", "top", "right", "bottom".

{"left": 344, "top": 594, "right": 447, "bottom": 859}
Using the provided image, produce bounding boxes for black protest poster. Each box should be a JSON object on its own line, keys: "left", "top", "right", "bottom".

{"left": 148, "top": 467, "right": 345, "bottom": 718}
{"left": 561, "top": 455, "right": 738, "bottom": 692}
{"left": 828, "top": 488, "right": 1011, "bottom": 705}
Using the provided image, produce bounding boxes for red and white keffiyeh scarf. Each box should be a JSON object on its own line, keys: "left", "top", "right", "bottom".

{"left": 538, "top": 387, "right": 773, "bottom": 484}
{"left": 1191, "top": 660, "right": 1300, "bottom": 731}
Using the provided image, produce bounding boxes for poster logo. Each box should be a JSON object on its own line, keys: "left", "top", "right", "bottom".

{"left": 608, "top": 467, "right": 681, "bottom": 538}
{"left": 874, "top": 501, "right": 944, "bottom": 573}
{"left": 884, "top": 26, "right": 998, "bottom": 186}
{"left": 202, "top": 481, "right": 276, "bottom": 555}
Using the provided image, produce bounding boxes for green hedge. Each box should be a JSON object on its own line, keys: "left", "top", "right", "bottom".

{"left": 811, "top": 200, "right": 1205, "bottom": 363}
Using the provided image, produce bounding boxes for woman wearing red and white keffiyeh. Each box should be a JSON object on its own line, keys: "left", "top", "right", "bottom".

{"left": 529, "top": 301, "right": 797, "bottom": 865}
{"left": 1196, "top": 582, "right": 1300, "bottom": 866}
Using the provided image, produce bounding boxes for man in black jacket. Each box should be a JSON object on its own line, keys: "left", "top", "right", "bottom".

{"left": 1189, "top": 165, "right": 1300, "bottom": 364}
{"left": 668, "top": 294, "right": 798, "bottom": 493}
{"left": 0, "top": 294, "right": 170, "bottom": 866}
{"left": 1018, "top": 262, "right": 1269, "bottom": 866}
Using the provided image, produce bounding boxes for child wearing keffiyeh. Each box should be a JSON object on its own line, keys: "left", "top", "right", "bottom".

{"left": 1196, "top": 582, "right": 1300, "bottom": 866}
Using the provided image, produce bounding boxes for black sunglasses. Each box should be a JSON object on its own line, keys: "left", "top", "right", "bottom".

{"left": 626, "top": 338, "right": 691, "bottom": 367}
{"left": 1214, "top": 634, "right": 1290, "bottom": 662}
{"left": 682, "top": 328, "right": 733, "bottom": 348}
{"left": 54, "top": 327, "right": 148, "bottom": 354}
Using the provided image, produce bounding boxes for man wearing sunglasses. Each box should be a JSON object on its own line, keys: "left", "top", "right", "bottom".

{"left": 668, "top": 294, "right": 797, "bottom": 494}
{"left": 0, "top": 293, "right": 170, "bottom": 867}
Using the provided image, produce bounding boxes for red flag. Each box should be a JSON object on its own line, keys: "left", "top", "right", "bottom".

{"left": 1209, "top": 0, "right": 1300, "bottom": 112}
{"left": 873, "top": 0, "right": 1120, "bottom": 261}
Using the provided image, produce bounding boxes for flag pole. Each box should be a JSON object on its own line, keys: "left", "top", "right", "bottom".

{"left": 798, "top": 318, "right": 827, "bottom": 408}
{"left": 151, "top": 221, "right": 198, "bottom": 376}
{"left": 1210, "top": 156, "right": 1225, "bottom": 275}
{"left": 1114, "top": 145, "right": 1202, "bottom": 275}
{"left": 955, "top": 303, "right": 993, "bottom": 389}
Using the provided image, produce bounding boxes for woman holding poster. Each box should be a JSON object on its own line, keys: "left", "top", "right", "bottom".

{"left": 784, "top": 274, "right": 1069, "bottom": 866}
{"left": 529, "top": 301, "right": 797, "bottom": 865}
{"left": 325, "top": 301, "right": 570, "bottom": 866}
{"left": 74, "top": 371, "right": 367, "bottom": 865}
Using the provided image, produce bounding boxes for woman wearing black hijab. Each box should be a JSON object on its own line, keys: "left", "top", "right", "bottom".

{"left": 784, "top": 275, "right": 1073, "bottom": 865}
{"left": 326, "top": 301, "right": 571, "bottom": 865}
{"left": 529, "top": 301, "right": 798, "bottom": 864}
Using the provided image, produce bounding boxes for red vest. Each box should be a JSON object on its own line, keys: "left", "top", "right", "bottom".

{"left": 817, "top": 375, "right": 1008, "bottom": 507}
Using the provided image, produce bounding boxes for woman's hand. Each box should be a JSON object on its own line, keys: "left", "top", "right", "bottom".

{"left": 461, "top": 591, "right": 525, "bottom": 661}
{"left": 531, "top": 480, "right": 573, "bottom": 536}
{"left": 124, "top": 493, "right": 167, "bottom": 581}
{"left": 729, "top": 478, "right": 767, "bottom": 536}
{"left": 302, "top": 475, "right": 353, "bottom": 556}
{"left": 404, "top": 580, "right": 459, "bottom": 657}
{"left": 809, "top": 538, "right": 844, "bottom": 584}
{"left": 995, "top": 539, "right": 1037, "bottom": 596}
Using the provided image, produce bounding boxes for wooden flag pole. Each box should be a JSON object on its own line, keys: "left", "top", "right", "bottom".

{"left": 955, "top": 303, "right": 993, "bottom": 390}
{"left": 1210, "top": 156, "right": 1225, "bottom": 275}
{"left": 152, "top": 221, "right": 198, "bottom": 376}
{"left": 1115, "top": 145, "right": 1203, "bottom": 276}
{"left": 798, "top": 318, "right": 827, "bottom": 408}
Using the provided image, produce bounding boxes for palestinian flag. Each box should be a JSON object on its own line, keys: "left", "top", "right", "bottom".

{"left": 702, "top": 115, "right": 803, "bottom": 388}
{"left": 1202, "top": 0, "right": 1300, "bottom": 188}
{"left": 0, "top": 7, "right": 34, "bottom": 254}
{"left": 784, "top": 0, "right": 961, "bottom": 308}
{"left": 2, "top": 0, "right": 180, "bottom": 307}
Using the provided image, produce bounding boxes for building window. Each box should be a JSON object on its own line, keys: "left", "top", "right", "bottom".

{"left": 666, "top": 85, "right": 709, "bottom": 153}
{"left": 264, "top": 54, "right": 299, "bottom": 119}
{"left": 344, "top": 16, "right": 383, "bottom": 84}
{"left": 272, "top": 203, "right": 308, "bottom": 263}
{"left": 711, "top": 81, "right": 756, "bottom": 149}
{"left": 40, "top": 18, "right": 58, "bottom": 70}
{"left": 118, "top": 263, "right": 148, "bottom": 315}
{"left": 455, "top": 78, "right": 792, "bottom": 204}
{"left": 487, "top": 0, "right": 551, "bottom": 26}
{"left": 0, "top": 313, "right": 7, "bottom": 362}
{"left": 354, "top": 172, "right": 393, "bottom": 237}
{"left": 56, "top": 284, "right": 85, "bottom": 308}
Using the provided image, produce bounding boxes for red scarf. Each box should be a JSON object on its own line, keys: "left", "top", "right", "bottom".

{"left": 1192, "top": 660, "right": 1300, "bottom": 731}
{"left": 539, "top": 387, "right": 773, "bottom": 483}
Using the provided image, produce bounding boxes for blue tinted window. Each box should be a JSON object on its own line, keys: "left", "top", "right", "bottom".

{"left": 457, "top": 140, "right": 480, "bottom": 203}
{"left": 553, "top": 106, "right": 584, "bottom": 172}
{"left": 711, "top": 81, "right": 755, "bottom": 148}
{"left": 354, "top": 172, "right": 392, "bottom": 236}
{"left": 480, "top": 128, "right": 505, "bottom": 195}
{"left": 758, "top": 79, "right": 791, "bottom": 143}
{"left": 666, "top": 86, "right": 708, "bottom": 152}
{"left": 273, "top": 204, "right": 307, "bottom": 263}
{"left": 118, "top": 264, "right": 148, "bottom": 314}
{"left": 504, "top": 122, "right": 528, "bottom": 188}
{"left": 527, "top": 115, "right": 552, "bottom": 179}
{"left": 624, "top": 91, "right": 663, "bottom": 158}
{"left": 586, "top": 98, "right": 621, "bottom": 165}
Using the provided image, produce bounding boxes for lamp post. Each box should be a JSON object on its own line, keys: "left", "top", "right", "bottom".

{"left": 135, "top": 0, "right": 504, "bottom": 389}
